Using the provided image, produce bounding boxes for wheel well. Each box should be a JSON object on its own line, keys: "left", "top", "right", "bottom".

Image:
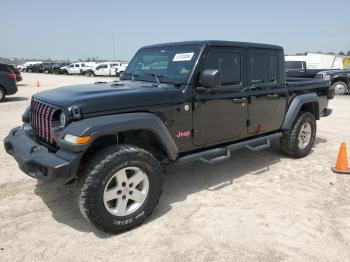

{"left": 300, "top": 102, "right": 319, "bottom": 120}
{"left": 332, "top": 77, "right": 349, "bottom": 89}
{"left": 83, "top": 130, "right": 168, "bottom": 162}
{"left": 0, "top": 85, "right": 6, "bottom": 94}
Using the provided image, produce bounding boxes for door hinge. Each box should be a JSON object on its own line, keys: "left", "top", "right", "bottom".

{"left": 193, "top": 101, "right": 203, "bottom": 111}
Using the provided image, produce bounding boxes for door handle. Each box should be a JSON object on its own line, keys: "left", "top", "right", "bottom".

{"left": 232, "top": 98, "right": 247, "bottom": 104}
{"left": 267, "top": 94, "right": 279, "bottom": 99}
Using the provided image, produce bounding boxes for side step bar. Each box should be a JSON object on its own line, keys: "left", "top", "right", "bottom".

{"left": 176, "top": 133, "right": 282, "bottom": 165}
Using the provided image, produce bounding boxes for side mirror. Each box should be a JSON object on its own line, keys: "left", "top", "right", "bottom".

{"left": 199, "top": 69, "right": 221, "bottom": 88}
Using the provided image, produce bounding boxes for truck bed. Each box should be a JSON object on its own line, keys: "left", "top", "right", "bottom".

{"left": 286, "top": 78, "right": 332, "bottom": 116}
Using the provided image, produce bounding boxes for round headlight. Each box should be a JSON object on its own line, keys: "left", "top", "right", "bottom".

{"left": 323, "top": 74, "right": 331, "bottom": 81}
{"left": 60, "top": 112, "right": 66, "bottom": 127}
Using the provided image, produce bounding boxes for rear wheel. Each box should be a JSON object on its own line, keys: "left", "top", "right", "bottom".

{"left": 332, "top": 81, "right": 348, "bottom": 95}
{"left": 280, "top": 111, "right": 316, "bottom": 158}
{"left": 0, "top": 87, "right": 6, "bottom": 102}
{"left": 76, "top": 144, "right": 163, "bottom": 234}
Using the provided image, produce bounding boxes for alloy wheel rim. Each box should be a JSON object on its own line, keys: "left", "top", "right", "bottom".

{"left": 103, "top": 167, "right": 149, "bottom": 216}
{"left": 298, "top": 122, "right": 312, "bottom": 149}
{"left": 335, "top": 83, "right": 346, "bottom": 95}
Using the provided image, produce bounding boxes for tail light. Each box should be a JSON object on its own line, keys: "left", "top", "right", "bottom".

{"left": 328, "top": 88, "right": 335, "bottom": 99}
{"left": 8, "top": 73, "right": 16, "bottom": 79}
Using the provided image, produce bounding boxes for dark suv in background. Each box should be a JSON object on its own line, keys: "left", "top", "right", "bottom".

{"left": 0, "top": 64, "right": 18, "bottom": 102}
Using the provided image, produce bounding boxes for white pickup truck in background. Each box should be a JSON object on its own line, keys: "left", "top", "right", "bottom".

{"left": 60, "top": 62, "right": 96, "bottom": 75}
{"left": 85, "top": 62, "right": 129, "bottom": 77}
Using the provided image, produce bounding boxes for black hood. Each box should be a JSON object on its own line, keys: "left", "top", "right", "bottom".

{"left": 34, "top": 81, "right": 173, "bottom": 115}
{"left": 318, "top": 69, "right": 350, "bottom": 75}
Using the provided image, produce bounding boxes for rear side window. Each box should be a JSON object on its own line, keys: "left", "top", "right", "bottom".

{"left": 203, "top": 50, "right": 241, "bottom": 86}
{"left": 0, "top": 64, "right": 10, "bottom": 72}
{"left": 285, "top": 61, "right": 303, "bottom": 69}
{"left": 75, "top": 64, "right": 80, "bottom": 67}
{"left": 250, "top": 52, "right": 277, "bottom": 84}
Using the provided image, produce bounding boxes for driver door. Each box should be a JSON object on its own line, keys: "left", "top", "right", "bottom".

{"left": 193, "top": 47, "right": 248, "bottom": 146}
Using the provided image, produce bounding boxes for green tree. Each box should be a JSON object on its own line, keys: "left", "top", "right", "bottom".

{"left": 338, "top": 51, "right": 345, "bottom": 56}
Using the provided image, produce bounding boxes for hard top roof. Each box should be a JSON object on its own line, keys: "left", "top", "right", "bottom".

{"left": 142, "top": 40, "right": 283, "bottom": 50}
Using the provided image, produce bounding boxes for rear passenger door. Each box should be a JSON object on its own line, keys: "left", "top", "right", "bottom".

{"left": 72, "top": 64, "right": 80, "bottom": 74}
{"left": 247, "top": 49, "right": 287, "bottom": 134}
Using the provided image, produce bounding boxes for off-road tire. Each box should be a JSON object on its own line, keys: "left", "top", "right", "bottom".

{"left": 76, "top": 144, "right": 163, "bottom": 234}
{"left": 280, "top": 111, "right": 316, "bottom": 158}
{"left": 332, "top": 81, "right": 348, "bottom": 95}
{"left": 0, "top": 87, "right": 6, "bottom": 102}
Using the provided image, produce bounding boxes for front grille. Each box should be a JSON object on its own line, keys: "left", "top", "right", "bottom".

{"left": 31, "top": 99, "right": 57, "bottom": 144}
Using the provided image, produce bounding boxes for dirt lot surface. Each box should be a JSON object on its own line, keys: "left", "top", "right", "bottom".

{"left": 1, "top": 73, "right": 350, "bottom": 262}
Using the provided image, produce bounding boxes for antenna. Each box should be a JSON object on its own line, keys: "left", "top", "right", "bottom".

{"left": 112, "top": 33, "right": 116, "bottom": 60}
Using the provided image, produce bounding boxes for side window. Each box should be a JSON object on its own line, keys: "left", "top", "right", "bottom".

{"left": 101, "top": 64, "right": 108, "bottom": 69}
{"left": 75, "top": 64, "right": 80, "bottom": 67}
{"left": 0, "top": 64, "right": 10, "bottom": 72}
{"left": 203, "top": 50, "right": 241, "bottom": 86}
{"left": 250, "top": 52, "right": 277, "bottom": 84}
{"left": 285, "top": 61, "right": 302, "bottom": 70}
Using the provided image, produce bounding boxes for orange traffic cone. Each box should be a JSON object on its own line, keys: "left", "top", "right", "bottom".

{"left": 332, "top": 143, "right": 350, "bottom": 174}
{"left": 36, "top": 80, "right": 40, "bottom": 87}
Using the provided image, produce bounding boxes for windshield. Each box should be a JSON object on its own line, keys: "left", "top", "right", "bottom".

{"left": 121, "top": 45, "right": 201, "bottom": 84}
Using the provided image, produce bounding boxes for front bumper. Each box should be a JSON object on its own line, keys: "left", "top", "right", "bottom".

{"left": 4, "top": 126, "right": 71, "bottom": 181}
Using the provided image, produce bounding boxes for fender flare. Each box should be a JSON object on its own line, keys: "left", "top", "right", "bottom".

{"left": 59, "top": 112, "right": 179, "bottom": 160}
{"left": 282, "top": 93, "right": 319, "bottom": 129}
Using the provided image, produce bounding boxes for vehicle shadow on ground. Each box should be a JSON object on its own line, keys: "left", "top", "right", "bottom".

{"left": 34, "top": 137, "right": 327, "bottom": 238}
{"left": 4, "top": 97, "right": 28, "bottom": 103}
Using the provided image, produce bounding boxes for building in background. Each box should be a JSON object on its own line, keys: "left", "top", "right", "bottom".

{"left": 285, "top": 52, "right": 350, "bottom": 70}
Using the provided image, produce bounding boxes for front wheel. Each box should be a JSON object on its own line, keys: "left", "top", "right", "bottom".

{"left": 332, "top": 81, "right": 348, "bottom": 95}
{"left": 0, "top": 87, "right": 6, "bottom": 102}
{"left": 76, "top": 144, "right": 163, "bottom": 234}
{"left": 280, "top": 111, "right": 316, "bottom": 158}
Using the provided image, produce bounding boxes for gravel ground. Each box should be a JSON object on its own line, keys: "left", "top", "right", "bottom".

{"left": 0, "top": 73, "right": 350, "bottom": 262}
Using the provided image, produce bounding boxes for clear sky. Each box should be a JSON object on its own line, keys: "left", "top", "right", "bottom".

{"left": 0, "top": 0, "right": 349, "bottom": 60}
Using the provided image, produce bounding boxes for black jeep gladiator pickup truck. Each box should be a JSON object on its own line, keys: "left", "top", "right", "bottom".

{"left": 4, "top": 41, "right": 333, "bottom": 234}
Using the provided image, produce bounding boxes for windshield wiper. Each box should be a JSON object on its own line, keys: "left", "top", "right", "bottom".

{"left": 144, "top": 73, "right": 163, "bottom": 87}
{"left": 122, "top": 72, "right": 139, "bottom": 81}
